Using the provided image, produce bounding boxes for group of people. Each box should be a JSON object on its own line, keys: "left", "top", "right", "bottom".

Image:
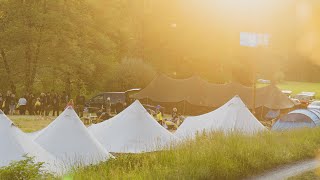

{"left": 0, "top": 89, "right": 183, "bottom": 129}
{"left": 151, "top": 106, "right": 184, "bottom": 130}
{"left": 0, "top": 90, "right": 86, "bottom": 117}
{"left": 95, "top": 98, "right": 127, "bottom": 121}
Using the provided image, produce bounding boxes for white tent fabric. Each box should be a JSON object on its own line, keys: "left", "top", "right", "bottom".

{"left": 0, "top": 110, "right": 61, "bottom": 173}
{"left": 33, "top": 106, "right": 113, "bottom": 167}
{"left": 88, "top": 100, "right": 178, "bottom": 153}
{"left": 175, "top": 96, "right": 266, "bottom": 138}
{"left": 27, "top": 129, "right": 41, "bottom": 138}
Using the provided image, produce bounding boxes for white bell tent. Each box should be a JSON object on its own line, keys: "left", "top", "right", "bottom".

{"left": 175, "top": 96, "right": 266, "bottom": 138}
{"left": 89, "top": 100, "right": 178, "bottom": 153}
{"left": 0, "top": 110, "right": 61, "bottom": 173}
{"left": 33, "top": 106, "right": 113, "bottom": 167}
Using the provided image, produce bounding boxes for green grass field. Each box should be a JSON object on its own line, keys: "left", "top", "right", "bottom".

{"left": 8, "top": 115, "right": 56, "bottom": 133}
{"left": 8, "top": 113, "right": 173, "bottom": 133}
{"left": 277, "top": 81, "right": 320, "bottom": 99}
{"left": 4, "top": 119, "right": 320, "bottom": 179}
{"left": 259, "top": 81, "right": 320, "bottom": 99}
{"left": 3, "top": 81, "right": 320, "bottom": 179}
{"left": 3, "top": 118, "right": 320, "bottom": 179}
{"left": 67, "top": 129, "right": 320, "bottom": 180}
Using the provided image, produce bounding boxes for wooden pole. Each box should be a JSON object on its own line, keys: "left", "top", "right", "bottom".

{"left": 252, "top": 79, "right": 256, "bottom": 115}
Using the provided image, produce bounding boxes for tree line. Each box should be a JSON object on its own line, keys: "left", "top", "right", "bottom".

{"left": 0, "top": 0, "right": 320, "bottom": 97}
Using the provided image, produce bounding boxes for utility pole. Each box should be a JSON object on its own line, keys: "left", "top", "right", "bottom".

{"left": 240, "top": 32, "right": 269, "bottom": 114}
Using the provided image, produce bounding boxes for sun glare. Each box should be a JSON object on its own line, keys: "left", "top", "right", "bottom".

{"left": 296, "top": 1, "right": 313, "bottom": 24}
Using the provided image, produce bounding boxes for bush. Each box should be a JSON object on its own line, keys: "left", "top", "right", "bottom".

{"left": 0, "top": 155, "right": 53, "bottom": 180}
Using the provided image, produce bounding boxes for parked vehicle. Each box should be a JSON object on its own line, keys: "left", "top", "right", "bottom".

{"left": 257, "top": 79, "right": 271, "bottom": 84}
{"left": 85, "top": 89, "right": 141, "bottom": 112}
{"left": 294, "top": 92, "right": 316, "bottom": 107}
{"left": 301, "top": 92, "right": 316, "bottom": 96}
{"left": 281, "top": 90, "right": 292, "bottom": 97}
{"left": 307, "top": 101, "right": 320, "bottom": 110}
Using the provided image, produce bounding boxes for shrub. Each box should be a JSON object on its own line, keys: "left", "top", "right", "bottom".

{"left": 0, "top": 155, "right": 53, "bottom": 180}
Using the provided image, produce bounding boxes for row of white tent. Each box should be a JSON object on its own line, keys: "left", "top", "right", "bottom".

{"left": 175, "top": 96, "right": 266, "bottom": 137}
{"left": 0, "top": 96, "right": 266, "bottom": 174}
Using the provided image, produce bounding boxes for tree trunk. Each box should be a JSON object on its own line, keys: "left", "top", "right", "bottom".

{"left": 0, "top": 49, "right": 16, "bottom": 93}
{"left": 29, "top": 30, "right": 42, "bottom": 92}
{"left": 25, "top": 44, "right": 32, "bottom": 93}
{"left": 65, "top": 72, "right": 71, "bottom": 97}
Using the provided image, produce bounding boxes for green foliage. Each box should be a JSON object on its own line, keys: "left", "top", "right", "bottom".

{"left": 258, "top": 81, "right": 320, "bottom": 99}
{"left": 1, "top": 0, "right": 320, "bottom": 96}
{"left": 0, "top": 0, "right": 117, "bottom": 95}
{"left": 71, "top": 128, "right": 320, "bottom": 180}
{"left": 0, "top": 155, "right": 53, "bottom": 180}
{"left": 106, "top": 58, "right": 156, "bottom": 91}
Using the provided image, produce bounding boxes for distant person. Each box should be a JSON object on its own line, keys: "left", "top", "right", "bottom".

{"left": 171, "top": 107, "right": 179, "bottom": 124}
{"left": 61, "top": 91, "right": 69, "bottom": 110}
{"left": 96, "top": 105, "right": 105, "bottom": 117}
{"left": 3, "top": 91, "right": 12, "bottom": 114}
{"left": 155, "top": 105, "right": 163, "bottom": 125}
{"left": 18, "top": 96, "right": 27, "bottom": 115}
{"left": 115, "top": 99, "right": 123, "bottom": 114}
{"left": 34, "top": 98, "right": 41, "bottom": 115}
{"left": 45, "top": 92, "right": 52, "bottom": 116}
{"left": 52, "top": 93, "right": 60, "bottom": 116}
{"left": 9, "top": 93, "right": 16, "bottom": 115}
{"left": 123, "top": 102, "right": 127, "bottom": 110}
{"left": 39, "top": 93, "right": 46, "bottom": 116}
{"left": 96, "top": 105, "right": 110, "bottom": 121}
{"left": 76, "top": 94, "right": 86, "bottom": 118}
{"left": 172, "top": 107, "right": 178, "bottom": 118}
{"left": 27, "top": 93, "right": 35, "bottom": 115}
{"left": 66, "top": 99, "right": 74, "bottom": 108}
{"left": 106, "top": 97, "right": 111, "bottom": 114}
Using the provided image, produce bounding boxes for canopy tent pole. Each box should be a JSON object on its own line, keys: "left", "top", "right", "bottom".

{"left": 252, "top": 74, "right": 256, "bottom": 115}
{"left": 183, "top": 97, "right": 186, "bottom": 115}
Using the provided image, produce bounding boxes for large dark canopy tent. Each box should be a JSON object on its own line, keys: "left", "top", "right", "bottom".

{"left": 133, "top": 74, "right": 294, "bottom": 111}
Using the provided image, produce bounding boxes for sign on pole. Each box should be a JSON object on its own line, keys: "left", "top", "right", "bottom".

{"left": 240, "top": 32, "right": 270, "bottom": 47}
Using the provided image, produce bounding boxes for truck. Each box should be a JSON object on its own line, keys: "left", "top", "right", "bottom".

{"left": 85, "top": 88, "right": 141, "bottom": 112}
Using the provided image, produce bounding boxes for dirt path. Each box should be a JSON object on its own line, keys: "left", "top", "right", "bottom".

{"left": 247, "top": 159, "right": 320, "bottom": 180}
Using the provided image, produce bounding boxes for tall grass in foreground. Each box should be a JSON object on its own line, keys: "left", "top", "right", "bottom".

{"left": 68, "top": 128, "right": 320, "bottom": 180}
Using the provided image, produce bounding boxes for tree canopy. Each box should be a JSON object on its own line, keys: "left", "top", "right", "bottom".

{"left": 0, "top": 0, "right": 320, "bottom": 96}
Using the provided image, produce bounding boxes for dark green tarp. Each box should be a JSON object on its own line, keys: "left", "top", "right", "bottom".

{"left": 133, "top": 74, "right": 294, "bottom": 110}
